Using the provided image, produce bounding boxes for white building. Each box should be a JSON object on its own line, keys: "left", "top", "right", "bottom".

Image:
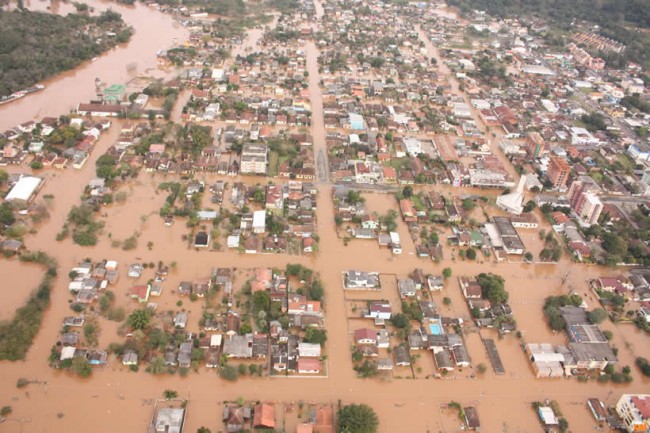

{"left": 577, "top": 192, "right": 603, "bottom": 225}
{"left": 453, "top": 102, "right": 472, "bottom": 118}
{"left": 389, "top": 232, "right": 402, "bottom": 254}
{"left": 470, "top": 99, "right": 491, "bottom": 110}
{"left": 570, "top": 127, "right": 599, "bottom": 146}
{"left": 496, "top": 175, "right": 526, "bottom": 215}
{"left": 240, "top": 144, "right": 268, "bottom": 174}
{"left": 298, "top": 342, "right": 321, "bottom": 358}
{"left": 616, "top": 394, "right": 650, "bottom": 433}
{"left": 252, "top": 210, "right": 266, "bottom": 234}
{"left": 403, "top": 137, "right": 422, "bottom": 156}
{"left": 621, "top": 77, "right": 644, "bottom": 95}
{"left": 541, "top": 99, "right": 558, "bottom": 113}
{"left": 5, "top": 175, "right": 43, "bottom": 202}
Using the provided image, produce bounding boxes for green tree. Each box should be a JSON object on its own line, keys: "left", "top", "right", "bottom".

{"left": 0, "top": 202, "right": 16, "bottom": 226}
{"left": 163, "top": 389, "right": 178, "bottom": 399}
{"left": 476, "top": 273, "right": 508, "bottom": 304}
{"left": 401, "top": 186, "right": 413, "bottom": 198}
{"left": 220, "top": 364, "right": 238, "bottom": 381}
{"left": 442, "top": 268, "right": 452, "bottom": 279}
{"left": 147, "top": 355, "right": 166, "bottom": 375}
{"left": 305, "top": 328, "right": 327, "bottom": 346}
{"left": 586, "top": 308, "right": 608, "bottom": 324}
{"left": 346, "top": 190, "right": 364, "bottom": 205}
{"left": 1, "top": 406, "right": 12, "bottom": 417}
{"left": 391, "top": 313, "right": 410, "bottom": 329}
{"left": 636, "top": 357, "right": 650, "bottom": 377}
{"left": 127, "top": 309, "right": 152, "bottom": 330}
{"left": 252, "top": 290, "right": 271, "bottom": 314}
{"left": 197, "top": 428, "right": 211, "bottom": 433}
{"left": 337, "top": 403, "right": 379, "bottom": 433}
{"left": 461, "top": 198, "right": 475, "bottom": 211}
{"left": 71, "top": 356, "right": 92, "bottom": 377}
{"left": 308, "top": 280, "right": 324, "bottom": 301}
{"left": 466, "top": 248, "right": 477, "bottom": 260}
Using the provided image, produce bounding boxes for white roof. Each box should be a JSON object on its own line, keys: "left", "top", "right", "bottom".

{"left": 5, "top": 176, "right": 42, "bottom": 201}
{"left": 210, "top": 334, "right": 222, "bottom": 346}
{"left": 253, "top": 210, "right": 266, "bottom": 226}
{"left": 538, "top": 407, "right": 558, "bottom": 425}
{"left": 60, "top": 346, "right": 76, "bottom": 360}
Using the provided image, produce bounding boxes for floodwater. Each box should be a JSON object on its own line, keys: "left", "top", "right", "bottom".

{"left": 0, "top": 260, "right": 44, "bottom": 321}
{"left": 0, "top": 0, "right": 187, "bottom": 131}
{"left": 0, "top": 2, "right": 648, "bottom": 433}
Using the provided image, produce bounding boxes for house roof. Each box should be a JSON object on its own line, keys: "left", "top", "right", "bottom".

{"left": 354, "top": 328, "right": 377, "bottom": 342}
{"left": 253, "top": 403, "right": 275, "bottom": 428}
{"left": 298, "top": 358, "right": 321, "bottom": 371}
{"left": 130, "top": 284, "right": 150, "bottom": 301}
{"left": 631, "top": 395, "right": 650, "bottom": 419}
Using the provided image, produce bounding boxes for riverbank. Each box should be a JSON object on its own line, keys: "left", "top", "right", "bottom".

{"left": 0, "top": 0, "right": 187, "bottom": 130}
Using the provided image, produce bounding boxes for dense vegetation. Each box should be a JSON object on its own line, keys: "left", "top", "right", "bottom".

{"left": 447, "top": 0, "right": 650, "bottom": 67}
{"left": 337, "top": 403, "right": 379, "bottom": 433}
{"left": 0, "top": 252, "right": 57, "bottom": 360}
{"left": 543, "top": 294, "right": 583, "bottom": 331}
{"left": 0, "top": 9, "right": 132, "bottom": 96}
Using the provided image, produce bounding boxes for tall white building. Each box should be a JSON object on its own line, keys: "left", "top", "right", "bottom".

{"left": 616, "top": 394, "right": 650, "bottom": 433}
{"left": 240, "top": 144, "right": 268, "bottom": 175}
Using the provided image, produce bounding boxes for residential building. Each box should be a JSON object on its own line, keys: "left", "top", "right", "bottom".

{"left": 240, "top": 144, "right": 268, "bottom": 174}
{"left": 252, "top": 210, "right": 266, "bottom": 234}
{"left": 547, "top": 156, "right": 571, "bottom": 190}
{"left": 616, "top": 394, "right": 650, "bottom": 433}
{"left": 577, "top": 193, "right": 603, "bottom": 225}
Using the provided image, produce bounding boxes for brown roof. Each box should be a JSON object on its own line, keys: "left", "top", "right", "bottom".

{"left": 253, "top": 403, "right": 275, "bottom": 428}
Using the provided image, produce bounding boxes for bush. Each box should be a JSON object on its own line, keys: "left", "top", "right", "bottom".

{"left": 122, "top": 235, "right": 138, "bottom": 250}
{"left": 587, "top": 308, "right": 608, "bottom": 324}
{"left": 220, "top": 364, "right": 238, "bottom": 381}
{"left": 71, "top": 356, "right": 92, "bottom": 378}
{"left": 163, "top": 389, "right": 178, "bottom": 399}
{"left": 636, "top": 357, "right": 650, "bottom": 377}
{"left": 391, "top": 313, "right": 410, "bottom": 329}
{"left": 304, "top": 328, "right": 327, "bottom": 346}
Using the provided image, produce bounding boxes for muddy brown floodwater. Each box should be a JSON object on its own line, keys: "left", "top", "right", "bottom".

{"left": 0, "top": 0, "right": 188, "bottom": 131}
{"left": 0, "top": 2, "right": 648, "bottom": 433}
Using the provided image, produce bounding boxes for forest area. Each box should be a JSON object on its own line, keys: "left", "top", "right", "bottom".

{"left": 447, "top": 0, "right": 650, "bottom": 68}
{"left": 0, "top": 9, "right": 132, "bottom": 96}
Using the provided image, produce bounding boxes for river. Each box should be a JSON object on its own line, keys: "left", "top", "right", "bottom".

{"left": 0, "top": 0, "right": 188, "bottom": 131}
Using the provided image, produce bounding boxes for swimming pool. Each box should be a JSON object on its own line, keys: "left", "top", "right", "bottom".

{"left": 429, "top": 323, "right": 443, "bottom": 335}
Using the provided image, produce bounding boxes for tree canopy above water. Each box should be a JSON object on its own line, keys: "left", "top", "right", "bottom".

{"left": 0, "top": 9, "right": 132, "bottom": 96}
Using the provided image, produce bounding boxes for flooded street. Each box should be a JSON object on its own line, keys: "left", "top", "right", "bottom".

{"left": 0, "top": 0, "right": 187, "bottom": 131}
{"left": 0, "top": 1, "right": 648, "bottom": 433}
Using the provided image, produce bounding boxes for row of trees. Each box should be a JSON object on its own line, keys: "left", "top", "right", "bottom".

{"left": 0, "top": 252, "right": 57, "bottom": 360}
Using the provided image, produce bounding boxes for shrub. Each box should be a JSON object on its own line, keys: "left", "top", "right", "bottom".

{"left": 220, "top": 364, "right": 238, "bottom": 381}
